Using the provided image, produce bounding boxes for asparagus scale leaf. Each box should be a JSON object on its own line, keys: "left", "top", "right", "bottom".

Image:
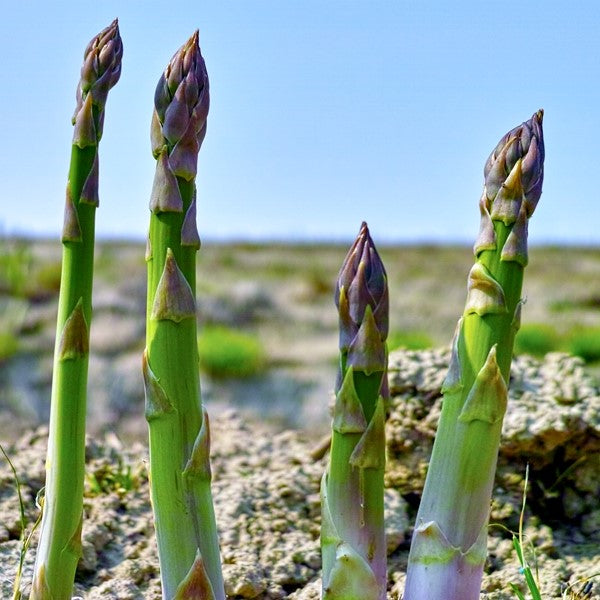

{"left": 30, "top": 20, "right": 122, "bottom": 600}
{"left": 321, "top": 222, "right": 389, "bottom": 600}
{"left": 403, "top": 111, "right": 545, "bottom": 600}
{"left": 144, "top": 32, "right": 224, "bottom": 600}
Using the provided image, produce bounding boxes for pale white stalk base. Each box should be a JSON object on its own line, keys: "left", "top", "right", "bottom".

{"left": 403, "top": 521, "right": 487, "bottom": 600}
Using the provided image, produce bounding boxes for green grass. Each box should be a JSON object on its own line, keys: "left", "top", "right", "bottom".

{"left": 0, "top": 443, "right": 43, "bottom": 600}
{"left": 0, "top": 242, "right": 32, "bottom": 297}
{"left": 31, "top": 262, "right": 62, "bottom": 296}
{"left": 549, "top": 296, "right": 600, "bottom": 313}
{"left": 0, "top": 241, "right": 62, "bottom": 300}
{"left": 499, "top": 466, "right": 599, "bottom": 600}
{"left": 513, "top": 322, "right": 600, "bottom": 364}
{"left": 488, "top": 466, "right": 543, "bottom": 600}
{"left": 85, "top": 456, "right": 144, "bottom": 497}
{"left": 198, "top": 325, "right": 267, "bottom": 378}
{"left": 387, "top": 329, "right": 433, "bottom": 351}
{"left": 0, "top": 299, "right": 27, "bottom": 361}
{"left": 0, "top": 332, "right": 19, "bottom": 362}
{"left": 514, "top": 323, "right": 562, "bottom": 358}
{"left": 566, "top": 327, "right": 600, "bottom": 363}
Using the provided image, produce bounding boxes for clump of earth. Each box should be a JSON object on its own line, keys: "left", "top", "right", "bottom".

{"left": 1, "top": 349, "right": 598, "bottom": 599}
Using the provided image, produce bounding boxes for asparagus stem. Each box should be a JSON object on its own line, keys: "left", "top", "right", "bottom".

{"left": 144, "top": 32, "right": 224, "bottom": 600}
{"left": 321, "top": 222, "right": 389, "bottom": 600}
{"left": 30, "top": 21, "right": 122, "bottom": 600}
{"left": 403, "top": 111, "right": 545, "bottom": 600}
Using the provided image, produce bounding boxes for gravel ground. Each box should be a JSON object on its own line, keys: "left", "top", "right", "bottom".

{"left": 1, "top": 349, "right": 599, "bottom": 599}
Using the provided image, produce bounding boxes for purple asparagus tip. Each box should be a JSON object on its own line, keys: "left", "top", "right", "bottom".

{"left": 151, "top": 31, "right": 210, "bottom": 180}
{"left": 78, "top": 19, "right": 122, "bottom": 109}
{"left": 336, "top": 222, "right": 388, "bottom": 356}
{"left": 72, "top": 19, "right": 123, "bottom": 144}
{"left": 484, "top": 110, "right": 544, "bottom": 218}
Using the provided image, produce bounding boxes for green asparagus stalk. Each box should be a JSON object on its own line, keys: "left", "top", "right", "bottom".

{"left": 403, "top": 111, "right": 545, "bottom": 600}
{"left": 30, "top": 21, "right": 122, "bottom": 600}
{"left": 321, "top": 222, "right": 389, "bottom": 600}
{"left": 144, "top": 32, "right": 224, "bottom": 600}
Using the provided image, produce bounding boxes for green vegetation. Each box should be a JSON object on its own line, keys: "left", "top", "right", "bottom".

{"left": 0, "top": 332, "right": 19, "bottom": 362}
{"left": 31, "top": 262, "right": 62, "bottom": 297}
{"left": 507, "top": 466, "right": 543, "bottom": 600}
{"left": 0, "top": 242, "right": 33, "bottom": 297}
{"left": 388, "top": 329, "right": 433, "bottom": 351}
{"left": 0, "top": 242, "right": 61, "bottom": 300}
{"left": 31, "top": 21, "right": 122, "bottom": 600}
{"left": 513, "top": 323, "right": 600, "bottom": 363}
{"left": 404, "top": 111, "right": 545, "bottom": 600}
{"left": 321, "top": 223, "right": 389, "bottom": 600}
{"left": 85, "top": 456, "right": 144, "bottom": 497}
{"left": 550, "top": 296, "right": 600, "bottom": 312}
{"left": 504, "top": 467, "right": 598, "bottom": 600}
{"left": 514, "top": 323, "right": 561, "bottom": 357}
{"left": 0, "top": 299, "right": 27, "bottom": 361}
{"left": 567, "top": 327, "right": 600, "bottom": 363}
{"left": 198, "top": 325, "right": 266, "bottom": 378}
{"left": 1, "top": 443, "right": 43, "bottom": 600}
{"left": 144, "top": 32, "right": 224, "bottom": 600}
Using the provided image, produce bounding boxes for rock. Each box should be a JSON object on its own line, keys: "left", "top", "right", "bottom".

{"left": 199, "top": 281, "right": 276, "bottom": 326}
{"left": 386, "top": 349, "right": 600, "bottom": 533}
{"left": 90, "top": 312, "right": 144, "bottom": 356}
{"left": 384, "top": 488, "right": 409, "bottom": 554}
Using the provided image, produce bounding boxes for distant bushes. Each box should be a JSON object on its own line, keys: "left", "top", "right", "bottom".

{"left": 0, "top": 299, "right": 27, "bottom": 362}
{"left": 513, "top": 322, "right": 600, "bottom": 363}
{"left": 0, "top": 331, "right": 18, "bottom": 362}
{"left": 0, "top": 242, "right": 32, "bottom": 296}
{"left": 198, "top": 325, "right": 267, "bottom": 378}
{"left": 388, "top": 330, "right": 434, "bottom": 351}
{"left": 0, "top": 241, "right": 61, "bottom": 299}
{"left": 566, "top": 327, "right": 600, "bottom": 363}
{"left": 514, "top": 323, "right": 561, "bottom": 358}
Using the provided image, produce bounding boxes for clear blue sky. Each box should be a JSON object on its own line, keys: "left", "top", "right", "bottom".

{"left": 0, "top": 1, "right": 598, "bottom": 243}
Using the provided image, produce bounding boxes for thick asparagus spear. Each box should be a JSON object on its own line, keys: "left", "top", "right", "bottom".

{"left": 31, "top": 20, "right": 122, "bottom": 600}
{"left": 144, "top": 32, "right": 224, "bottom": 600}
{"left": 321, "top": 222, "right": 389, "bottom": 600}
{"left": 403, "top": 111, "right": 545, "bottom": 600}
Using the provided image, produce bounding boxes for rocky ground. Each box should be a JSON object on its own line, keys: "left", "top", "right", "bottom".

{"left": 1, "top": 349, "right": 598, "bottom": 599}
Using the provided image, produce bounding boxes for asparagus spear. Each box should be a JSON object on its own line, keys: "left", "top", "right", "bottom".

{"left": 30, "top": 20, "right": 122, "bottom": 600}
{"left": 321, "top": 222, "right": 389, "bottom": 600}
{"left": 403, "top": 110, "right": 545, "bottom": 600}
{"left": 144, "top": 32, "right": 224, "bottom": 600}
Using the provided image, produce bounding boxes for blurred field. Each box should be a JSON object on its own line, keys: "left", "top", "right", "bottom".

{"left": 2, "top": 238, "right": 600, "bottom": 441}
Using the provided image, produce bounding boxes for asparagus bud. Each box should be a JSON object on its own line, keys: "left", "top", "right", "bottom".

{"left": 31, "top": 21, "right": 122, "bottom": 600}
{"left": 144, "top": 32, "right": 224, "bottom": 600}
{"left": 404, "top": 111, "right": 545, "bottom": 600}
{"left": 73, "top": 19, "right": 122, "bottom": 147}
{"left": 336, "top": 222, "right": 389, "bottom": 355}
{"left": 151, "top": 30, "right": 209, "bottom": 181}
{"left": 321, "top": 222, "right": 388, "bottom": 600}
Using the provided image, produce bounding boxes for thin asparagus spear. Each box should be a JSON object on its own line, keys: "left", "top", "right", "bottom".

{"left": 403, "top": 110, "right": 545, "bottom": 600}
{"left": 321, "top": 222, "right": 389, "bottom": 600}
{"left": 144, "top": 31, "right": 224, "bottom": 600}
{"left": 31, "top": 20, "right": 122, "bottom": 600}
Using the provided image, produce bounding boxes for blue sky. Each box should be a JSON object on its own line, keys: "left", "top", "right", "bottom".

{"left": 0, "top": 1, "right": 598, "bottom": 243}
